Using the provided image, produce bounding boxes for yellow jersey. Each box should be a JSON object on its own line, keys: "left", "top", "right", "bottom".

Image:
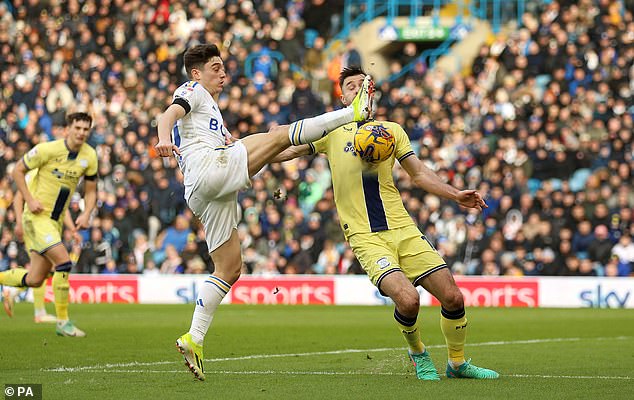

{"left": 310, "top": 121, "right": 416, "bottom": 238}
{"left": 22, "top": 139, "right": 98, "bottom": 222}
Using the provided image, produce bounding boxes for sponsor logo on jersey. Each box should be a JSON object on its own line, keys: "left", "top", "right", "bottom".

{"left": 376, "top": 257, "right": 391, "bottom": 269}
{"left": 52, "top": 168, "right": 64, "bottom": 179}
{"left": 344, "top": 141, "right": 357, "bottom": 156}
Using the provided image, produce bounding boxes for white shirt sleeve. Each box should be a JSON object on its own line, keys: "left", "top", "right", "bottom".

{"left": 173, "top": 82, "right": 203, "bottom": 113}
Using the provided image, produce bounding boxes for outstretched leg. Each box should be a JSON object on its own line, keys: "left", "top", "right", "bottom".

{"left": 241, "top": 75, "right": 374, "bottom": 176}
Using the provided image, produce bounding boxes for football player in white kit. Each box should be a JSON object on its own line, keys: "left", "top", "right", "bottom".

{"left": 155, "top": 44, "right": 373, "bottom": 380}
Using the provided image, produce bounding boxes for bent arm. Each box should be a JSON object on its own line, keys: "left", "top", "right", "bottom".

{"left": 401, "top": 156, "right": 487, "bottom": 211}
{"left": 75, "top": 179, "right": 97, "bottom": 230}
{"left": 12, "top": 159, "right": 35, "bottom": 206}
{"left": 156, "top": 104, "right": 186, "bottom": 157}
{"left": 400, "top": 156, "right": 458, "bottom": 201}
{"left": 82, "top": 179, "right": 97, "bottom": 217}
{"left": 63, "top": 210, "right": 75, "bottom": 231}
{"left": 13, "top": 190, "right": 23, "bottom": 225}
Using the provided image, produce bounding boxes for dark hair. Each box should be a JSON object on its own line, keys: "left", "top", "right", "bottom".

{"left": 66, "top": 112, "right": 92, "bottom": 126}
{"left": 183, "top": 44, "right": 221, "bottom": 77}
{"left": 338, "top": 66, "right": 366, "bottom": 89}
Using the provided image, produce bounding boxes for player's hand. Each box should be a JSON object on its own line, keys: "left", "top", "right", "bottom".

{"left": 14, "top": 223, "right": 23, "bottom": 241}
{"left": 225, "top": 134, "right": 238, "bottom": 145}
{"left": 27, "top": 198, "right": 44, "bottom": 214}
{"left": 155, "top": 139, "right": 181, "bottom": 157}
{"left": 75, "top": 213, "right": 91, "bottom": 230}
{"left": 456, "top": 190, "right": 488, "bottom": 212}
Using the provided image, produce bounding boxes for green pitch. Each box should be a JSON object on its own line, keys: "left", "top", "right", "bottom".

{"left": 1, "top": 304, "right": 633, "bottom": 399}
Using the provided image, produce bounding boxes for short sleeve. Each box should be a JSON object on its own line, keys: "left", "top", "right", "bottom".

{"left": 392, "top": 123, "right": 415, "bottom": 163}
{"left": 172, "top": 82, "right": 202, "bottom": 114}
{"left": 86, "top": 148, "right": 98, "bottom": 177}
{"left": 22, "top": 143, "right": 49, "bottom": 170}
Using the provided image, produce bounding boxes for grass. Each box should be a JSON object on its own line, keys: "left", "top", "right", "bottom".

{"left": 1, "top": 304, "right": 633, "bottom": 399}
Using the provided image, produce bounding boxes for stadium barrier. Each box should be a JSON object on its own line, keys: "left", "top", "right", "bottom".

{"left": 16, "top": 275, "right": 633, "bottom": 309}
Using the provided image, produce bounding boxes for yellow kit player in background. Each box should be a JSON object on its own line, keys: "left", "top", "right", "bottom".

{"left": 2, "top": 185, "right": 81, "bottom": 323}
{"left": 0, "top": 112, "right": 97, "bottom": 337}
{"left": 273, "top": 67, "right": 499, "bottom": 380}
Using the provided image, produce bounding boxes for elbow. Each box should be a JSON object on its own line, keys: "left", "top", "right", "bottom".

{"left": 412, "top": 175, "right": 426, "bottom": 189}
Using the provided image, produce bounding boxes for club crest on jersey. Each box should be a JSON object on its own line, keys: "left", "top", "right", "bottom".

{"left": 215, "top": 151, "right": 228, "bottom": 168}
{"left": 376, "top": 257, "right": 391, "bottom": 269}
{"left": 344, "top": 141, "right": 357, "bottom": 156}
{"left": 80, "top": 159, "right": 88, "bottom": 168}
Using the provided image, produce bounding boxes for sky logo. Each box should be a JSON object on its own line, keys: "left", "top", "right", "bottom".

{"left": 579, "top": 285, "right": 631, "bottom": 308}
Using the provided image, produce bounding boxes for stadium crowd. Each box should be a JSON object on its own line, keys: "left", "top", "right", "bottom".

{"left": 0, "top": 0, "right": 632, "bottom": 278}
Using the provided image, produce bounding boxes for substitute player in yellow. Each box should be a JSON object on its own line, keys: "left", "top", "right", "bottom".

{"left": 273, "top": 67, "right": 499, "bottom": 380}
{"left": 0, "top": 112, "right": 97, "bottom": 337}
{"left": 2, "top": 186, "right": 80, "bottom": 323}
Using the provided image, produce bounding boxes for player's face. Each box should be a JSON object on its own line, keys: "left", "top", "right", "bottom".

{"left": 66, "top": 119, "right": 91, "bottom": 149}
{"left": 195, "top": 56, "right": 226, "bottom": 97}
{"left": 340, "top": 74, "right": 366, "bottom": 106}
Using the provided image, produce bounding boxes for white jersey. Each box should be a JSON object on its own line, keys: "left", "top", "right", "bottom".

{"left": 171, "top": 80, "right": 232, "bottom": 199}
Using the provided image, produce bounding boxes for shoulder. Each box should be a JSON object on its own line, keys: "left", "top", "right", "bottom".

{"left": 174, "top": 80, "right": 201, "bottom": 97}
{"left": 80, "top": 143, "right": 98, "bottom": 159}
{"left": 35, "top": 139, "right": 62, "bottom": 156}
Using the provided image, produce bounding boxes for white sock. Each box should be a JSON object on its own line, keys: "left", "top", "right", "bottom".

{"left": 449, "top": 359, "right": 465, "bottom": 369}
{"left": 288, "top": 108, "right": 355, "bottom": 145}
{"left": 189, "top": 275, "right": 232, "bottom": 345}
{"left": 34, "top": 308, "right": 47, "bottom": 317}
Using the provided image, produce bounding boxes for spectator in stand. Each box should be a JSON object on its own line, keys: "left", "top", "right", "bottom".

{"left": 0, "top": 0, "right": 632, "bottom": 278}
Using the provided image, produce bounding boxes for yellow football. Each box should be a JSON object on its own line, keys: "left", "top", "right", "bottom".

{"left": 353, "top": 121, "right": 396, "bottom": 163}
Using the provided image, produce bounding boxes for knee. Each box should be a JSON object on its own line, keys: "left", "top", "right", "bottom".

{"left": 395, "top": 288, "right": 420, "bottom": 316}
{"left": 213, "top": 260, "right": 242, "bottom": 285}
{"left": 442, "top": 289, "right": 464, "bottom": 311}
{"left": 27, "top": 275, "right": 46, "bottom": 287}
{"left": 225, "top": 269, "right": 241, "bottom": 285}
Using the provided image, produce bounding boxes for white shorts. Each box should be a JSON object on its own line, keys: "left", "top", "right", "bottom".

{"left": 186, "top": 141, "right": 250, "bottom": 252}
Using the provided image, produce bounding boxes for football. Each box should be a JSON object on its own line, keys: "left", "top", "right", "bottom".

{"left": 353, "top": 121, "right": 396, "bottom": 163}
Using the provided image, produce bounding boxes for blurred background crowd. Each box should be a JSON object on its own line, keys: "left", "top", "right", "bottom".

{"left": 0, "top": 0, "right": 632, "bottom": 278}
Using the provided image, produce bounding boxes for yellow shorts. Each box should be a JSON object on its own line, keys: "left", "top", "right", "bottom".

{"left": 348, "top": 225, "right": 447, "bottom": 292}
{"left": 23, "top": 213, "right": 63, "bottom": 254}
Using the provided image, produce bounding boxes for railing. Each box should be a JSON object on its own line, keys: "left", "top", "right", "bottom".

{"left": 337, "top": 0, "right": 557, "bottom": 39}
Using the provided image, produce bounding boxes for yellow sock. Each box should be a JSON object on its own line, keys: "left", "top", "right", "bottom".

{"left": 0, "top": 268, "right": 28, "bottom": 287}
{"left": 32, "top": 281, "right": 47, "bottom": 313}
{"left": 52, "top": 271, "right": 70, "bottom": 321}
{"left": 394, "top": 309, "right": 424, "bottom": 354}
{"left": 440, "top": 307, "right": 467, "bottom": 365}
